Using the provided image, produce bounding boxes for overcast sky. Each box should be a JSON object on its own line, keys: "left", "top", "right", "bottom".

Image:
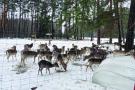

{"left": 123, "top": 0, "right": 130, "bottom": 8}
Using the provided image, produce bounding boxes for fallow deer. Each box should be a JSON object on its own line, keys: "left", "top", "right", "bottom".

{"left": 6, "top": 46, "right": 17, "bottom": 61}
{"left": 85, "top": 58, "right": 103, "bottom": 71}
{"left": 21, "top": 50, "right": 38, "bottom": 65}
{"left": 24, "top": 43, "right": 33, "bottom": 50}
{"left": 38, "top": 60, "right": 59, "bottom": 75}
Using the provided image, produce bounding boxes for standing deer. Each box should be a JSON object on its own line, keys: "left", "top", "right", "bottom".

{"left": 56, "top": 54, "right": 69, "bottom": 71}
{"left": 38, "top": 60, "right": 59, "bottom": 75}
{"left": 21, "top": 50, "right": 38, "bottom": 65}
{"left": 6, "top": 46, "right": 17, "bottom": 61}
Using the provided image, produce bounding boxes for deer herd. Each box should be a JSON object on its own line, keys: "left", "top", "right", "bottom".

{"left": 5, "top": 41, "right": 132, "bottom": 75}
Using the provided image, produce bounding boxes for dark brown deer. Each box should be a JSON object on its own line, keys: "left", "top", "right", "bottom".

{"left": 6, "top": 46, "right": 17, "bottom": 61}
{"left": 38, "top": 60, "right": 59, "bottom": 75}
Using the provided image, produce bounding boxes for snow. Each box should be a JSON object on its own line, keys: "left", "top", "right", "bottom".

{"left": 0, "top": 38, "right": 134, "bottom": 90}
{"left": 0, "top": 38, "right": 103, "bottom": 90}
{"left": 92, "top": 56, "right": 135, "bottom": 90}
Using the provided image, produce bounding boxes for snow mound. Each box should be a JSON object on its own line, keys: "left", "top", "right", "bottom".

{"left": 92, "top": 56, "right": 135, "bottom": 90}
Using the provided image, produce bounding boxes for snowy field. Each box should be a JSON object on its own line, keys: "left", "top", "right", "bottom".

{"left": 0, "top": 38, "right": 134, "bottom": 90}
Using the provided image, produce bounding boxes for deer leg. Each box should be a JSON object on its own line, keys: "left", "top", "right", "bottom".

{"left": 38, "top": 68, "right": 41, "bottom": 75}
{"left": 7, "top": 54, "right": 10, "bottom": 61}
{"left": 12, "top": 56, "right": 14, "bottom": 61}
{"left": 86, "top": 61, "right": 92, "bottom": 72}
{"left": 22, "top": 59, "right": 25, "bottom": 66}
{"left": 90, "top": 65, "right": 93, "bottom": 71}
{"left": 33, "top": 56, "right": 36, "bottom": 63}
{"left": 55, "top": 67, "right": 57, "bottom": 71}
{"left": 62, "top": 62, "right": 67, "bottom": 71}
{"left": 22, "top": 58, "right": 26, "bottom": 66}
{"left": 38, "top": 56, "right": 39, "bottom": 61}
{"left": 15, "top": 54, "right": 17, "bottom": 60}
{"left": 38, "top": 55, "right": 42, "bottom": 62}
{"left": 21, "top": 55, "right": 24, "bottom": 65}
{"left": 86, "top": 65, "right": 89, "bottom": 72}
{"left": 48, "top": 68, "right": 50, "bottom": 74}
{"left": 64, "top": 65, "right": 67, "bottom": 71}
{"left": 44, "top": 56, "right": 46, "bottom": 60}
{"left": 80, "top": 65, "right": 82, "bottom": 70}
{"left": 21, "top": 57, "right": 23, "bottom": 63}
{"left": 89, "top": 62, "right": 93, "bottom": 71}
{"left": 59, "top": 61, "right": 64, "bottom": 70}
{"left": 46, "top": 68, "right": 48, "bottom": 74}
{"left": 41, "top": 68, "right": 43, "bottom": 75}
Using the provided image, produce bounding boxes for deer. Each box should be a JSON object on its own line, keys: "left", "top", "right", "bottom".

{"left": 38, "top": 60, "right": 59, "bottom": 75}
{"left": 65, "top": 49, "right": 77, "bottom": 62}
{"left": 6, "top": 46, "right": 17, "bottom": 61}
{"left": 83, "top": 47, "right": 108, "bottom": 71}
{"left": 21, "top": 50, "right": 38, "bottom": 65}
{"left": 61, "top": 46, "right": 65, "bottom": 54}
{"left": 83, "top": 57, "right": 104, "bottom": 71}
{"left": 52, "top": 45, "right": 62, "bottom": 54}
{"left": 38, "top": 43, "right": 50, "bottom": 51}
{"left": 24, "top": 43, "right": 33, "bottom": 50}
{"left": 56, "top": 54, "right": 69, "bottom": 71}
{"left": 37, "top": 50, "right": 52, "bottom": 61}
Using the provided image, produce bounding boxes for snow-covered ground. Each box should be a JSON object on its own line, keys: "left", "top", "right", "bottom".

{"left": 0, "top": 38, "right": 134, "bottom": 90}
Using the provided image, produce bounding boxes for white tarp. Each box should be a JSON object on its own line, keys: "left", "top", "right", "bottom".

{"left": 92, "top": 56, "right": 135, "bottom": 90}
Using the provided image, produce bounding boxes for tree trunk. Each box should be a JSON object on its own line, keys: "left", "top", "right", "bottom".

{"left": 97, "top": 0, "right": 100, "bottom": 44}
{"left": 90, "top": 31, "right": 93, "bottom": 41}
{"left": 97, "top": 29, "right": 101, "bottom": 44}
{"left": 109, "top": 0, "right": 112, "bottom": 44}
{"left": 114, "top": 0, "right": 122, "bottom": 50}
{"left": 51, "top": 10, "right": 55, "bottom": 39}
{"left": 125, "top": 0, "right": 135, "bottom": 52}
{"left": 2, "top": 0, "right": 8, "bottom": 37}
{"left": 31, "top": 11, "right": 34, "bottom": 37}
{"left": 18, "top": 2, "right": 21, "bottom": 37}
{"left": 120, "top": 2, "right": 125, "bottom": 43}
{"left": 51, "top": 14, "right": 54, "bottom": 39}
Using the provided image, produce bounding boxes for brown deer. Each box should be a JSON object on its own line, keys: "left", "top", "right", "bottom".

{"left": 66, "top": 50, "right": 77, "bottom": 61}
{"left": 6, "top": 46, "right": 17, "bottom": 61}
{"left": 56, "top": 54, "right": 69, "bottom": 71}
{"left": 86, "top": 58, "right": 103, "bottom": 71}
{"left": 38, "top": 43, "right": 50, "bottom": 51}
{"left": 24, "top": 43, "right": 33, "bottom": 50}
{"left": 38, "top": 50, "right": 52, "bottom": 61}
{"left": 83, "top": 48, "right": 108, "bottom": 71}
{"left": 61, "top": 46, "right": 65, "bottom": 54}
{"left": 21, "top": 50, "right": 38, "bottom": 65}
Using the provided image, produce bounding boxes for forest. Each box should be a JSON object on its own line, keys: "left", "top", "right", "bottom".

{"left": 0, "top": 0, "right": 135, "bottom": 51}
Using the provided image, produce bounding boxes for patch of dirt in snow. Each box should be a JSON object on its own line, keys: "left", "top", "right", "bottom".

{"left": 12, "top": 64, "right": 29, "bottom": 74}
